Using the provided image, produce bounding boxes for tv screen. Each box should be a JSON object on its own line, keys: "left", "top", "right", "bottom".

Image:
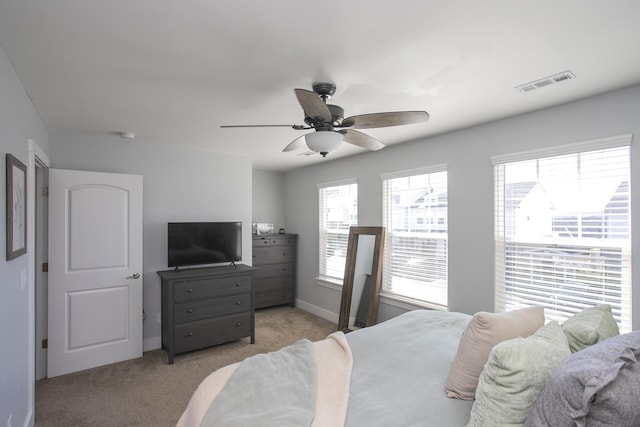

{"left": 168, "top": 222, "right": 242, "bottom": 268}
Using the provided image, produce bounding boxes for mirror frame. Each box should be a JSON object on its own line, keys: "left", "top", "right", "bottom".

{"left": 338, "top": 226, "right": 386, "bottom": 332}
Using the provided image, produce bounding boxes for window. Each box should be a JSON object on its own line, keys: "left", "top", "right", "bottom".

{"left": 493, "top": 135, "right": 631, "bottom": 332}
{"left": 318, "top": 180, "right": 358, "bottom": 280}
{"left": 382, "top": 166, "right": 448, "bottom": 307}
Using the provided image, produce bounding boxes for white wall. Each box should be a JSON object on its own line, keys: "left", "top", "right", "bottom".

{"left": 285, "top": 84, "right": 640, "bottom": 329}
{"left": 49, "top": 134, "right": 253, "bottom": 350}
{"left": 0, "top": 46, "right": 49, "bottom": 426}
{"left": 252, "top": 170, "right": 285, "bottom": 232}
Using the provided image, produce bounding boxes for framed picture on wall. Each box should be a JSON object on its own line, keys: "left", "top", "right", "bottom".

{"left": 6, "top": 153, "right": 27, "bottom": 260}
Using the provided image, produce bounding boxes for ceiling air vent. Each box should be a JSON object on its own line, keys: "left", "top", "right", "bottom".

{"left": 515, "top": 70, "right": 575, "bottom": 93}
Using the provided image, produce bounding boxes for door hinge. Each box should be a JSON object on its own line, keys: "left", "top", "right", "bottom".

{"left": 42, "top": 262, "right": 48, "bottom": 272}
{"left": 42, "top": 338, "right": 48, "bottom": 349}
{"left": 42, "top": 186, "right": 49, "bottom": 197}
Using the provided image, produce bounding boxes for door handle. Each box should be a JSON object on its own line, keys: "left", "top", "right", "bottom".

{"left": 128, "top": 273, "right": 141, "bottom": 279}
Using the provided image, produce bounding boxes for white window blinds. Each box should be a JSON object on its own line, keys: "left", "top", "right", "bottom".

{"left": 382, "top": 166, "right": 448, "bottom": 308}
{"left": 318, "top": 180, "right": 358, "bottom": 280}
{"left": 493, "top": 135, "right": 632, "bottom": 332}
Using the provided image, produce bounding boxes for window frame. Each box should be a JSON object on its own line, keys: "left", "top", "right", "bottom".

{"left": 317, "top": 179, "right": 358, "bottom": 283}
{"left": 381, "top": 165, "right": 449, "bottom": 309}
{"left": 492, "top": 134, "right": 632, "bottom": 332}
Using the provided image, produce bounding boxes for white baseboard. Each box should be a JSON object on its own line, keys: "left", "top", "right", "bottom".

{"left": 143, "top": 336, "right": 162, "bottom": 352}
{"left": 295, "top": 299, "right": 339, "bottom": 324}
{"left": 24, "top": 409, "right": 34, "bottom": 427}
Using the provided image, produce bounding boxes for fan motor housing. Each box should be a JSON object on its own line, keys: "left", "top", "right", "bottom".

{"left": 312, "top": 82, "right": 336, "bottom": 99}
{"left": 304, "top": 104, "right": 344, "bottom": 129}
{"left": 327, "top": 104, "right": 344, "bottom": 126}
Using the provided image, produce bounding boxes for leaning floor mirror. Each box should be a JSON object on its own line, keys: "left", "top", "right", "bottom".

{"left": 338, "top": 226, "right": 386, "bottom": 332}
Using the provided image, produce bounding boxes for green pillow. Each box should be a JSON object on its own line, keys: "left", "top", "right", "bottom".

{"left": 561, "top": 304, "right": 620, "bottom": 352}
{"left": 467, "top": 321, "right": 571, "bottom": 427}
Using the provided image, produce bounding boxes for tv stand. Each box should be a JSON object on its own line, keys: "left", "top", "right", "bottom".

{"left": 157, "top": 264, "right": 255, "bottom": 364}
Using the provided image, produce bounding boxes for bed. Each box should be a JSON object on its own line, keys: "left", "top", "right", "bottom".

{"left": 177, "top": 305, "right": 639, "bottom": 427}
{"left": 177, "top": 309, "right": 473, "bottom": 426}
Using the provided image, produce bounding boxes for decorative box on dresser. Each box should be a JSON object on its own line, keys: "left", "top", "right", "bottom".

{"left": 157, "top": 264, "right": 255, "bottom": 364}
{"left": 252, "top": 234, "right": 297, "bottom": 309}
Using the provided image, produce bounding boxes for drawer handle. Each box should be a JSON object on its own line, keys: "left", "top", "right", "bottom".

{"left": 235, "top": 282, "right": 241, "bottom": 287}
{"left": 235, "top": 301, "right": 241, "bottom": 305}
{"left": 235, "top": 322, "right": 241, "bottom": 327}
{"left": 187, "top": 309, "right": 193, "bottom": 313}
{"left": 187, "top": 288, "right": 194, "bottom": 293}
{"left": 187, "top": 332, "right": 193, "bottom": 337}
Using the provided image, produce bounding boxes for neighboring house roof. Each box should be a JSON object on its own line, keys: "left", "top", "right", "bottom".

{"left": 411, "top": 188, "right": 447, "bottom": 208}
{"left": 504, "top": 181, "right": 537, "bottom": 211}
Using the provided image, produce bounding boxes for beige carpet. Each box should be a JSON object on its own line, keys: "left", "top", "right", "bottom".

{"left": 35, "top": 306, "right": 337, "bottom": 426}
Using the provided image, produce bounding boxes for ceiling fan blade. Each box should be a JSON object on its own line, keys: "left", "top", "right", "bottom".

{"left": 294, "top": 89, "right": 332, "bottom": 122}
{"left": 221, "top": 124, "right": 309, "bottom": 130}
{"left": 282, "top": 135, "right": 307, "bottom": 152}
{"left": 338, "top": 129, "right": 385, "bottom": 151}
{"left": 341, "top": 111, "right": 430, "bottom": 129}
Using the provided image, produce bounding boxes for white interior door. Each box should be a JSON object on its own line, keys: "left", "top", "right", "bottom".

{"left": 48, "top": 169, "right": 143, "bottom": 377}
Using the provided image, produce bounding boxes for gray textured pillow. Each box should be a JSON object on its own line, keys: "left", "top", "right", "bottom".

{"left": 525, "top": 330, "right": 640, "bottom": 427}
{"left": 466, "top": 321, "right": 571, "bottom": 427}
{"left": 561, "top": 304, "right": 619, "bottom": 352}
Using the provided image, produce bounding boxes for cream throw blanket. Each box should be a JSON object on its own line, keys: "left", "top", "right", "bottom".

{"left": 176, "top": 332, "right": 353, "bottom": 427}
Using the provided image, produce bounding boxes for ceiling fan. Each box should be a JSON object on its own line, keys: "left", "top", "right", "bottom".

{"left": 221, "top": 82, "right": 430, "bottom": 157}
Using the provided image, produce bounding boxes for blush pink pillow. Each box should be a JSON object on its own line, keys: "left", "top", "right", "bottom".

{"left": 445, "top": 306, "right": 544, "bottom": 400}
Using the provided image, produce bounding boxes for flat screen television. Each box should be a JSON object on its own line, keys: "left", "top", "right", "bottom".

{"left": 168, "top": 222, "right": 242, "bottom": 269}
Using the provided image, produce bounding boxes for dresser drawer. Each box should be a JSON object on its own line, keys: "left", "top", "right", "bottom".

{"left": 252, "top": 246, "right": 293, "bottom": 265}
{"left": 252, "top": 236, "right": 296, "bottom": 247}
{"left": 254, "top": 263, "right": 294, "bottom": 279}
{"left": 173, "top": 275, "right": 251, "bottom": 301}
{"left": 256, "top": 289, "right": 294, "bottom": 308}
{"left": 174, "top": 293, "right": 251, "bottom": 323}
{"left": 174, "top": 312, "right": 252, "bottom": 353}
{"left": 268, "top": 237, "right": 295, "bottom": 246}
{"left": 255, "top": 275, "right": 292, "bottom": 292}
{"left": 252, "top": 237, "right": 272, "bottom": 247}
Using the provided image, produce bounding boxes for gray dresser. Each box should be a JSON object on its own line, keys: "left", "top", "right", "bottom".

{"left": 252, "top": 234, "right": 297, "bottom": 309}
{"left": 158, "top": 264, "right": 255, "bottom": 364}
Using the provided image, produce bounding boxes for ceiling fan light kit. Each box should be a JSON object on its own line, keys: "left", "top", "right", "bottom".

{"left": 221, "top": 82, "right": 430, "bottom": 157}
{"left": 305, "top": 131, "right": 343, "bottom": 157}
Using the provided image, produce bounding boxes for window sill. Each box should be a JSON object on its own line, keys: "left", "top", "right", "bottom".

{"left": 316, "top": 276, "right": 343, "bottom": 291}
{"left": 379, "top": 292, "right": 447, "bottom": 312}
{"left": 317, "top": 277, "right": 447, "bottom": 312}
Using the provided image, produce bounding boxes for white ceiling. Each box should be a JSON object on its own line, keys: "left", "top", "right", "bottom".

{"left": 1, "top": 1, "right": 639, "bottom": 171}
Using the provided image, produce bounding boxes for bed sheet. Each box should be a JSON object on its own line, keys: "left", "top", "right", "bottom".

{"left": 345, "top": 309, "right": 473, "bottom": 427}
